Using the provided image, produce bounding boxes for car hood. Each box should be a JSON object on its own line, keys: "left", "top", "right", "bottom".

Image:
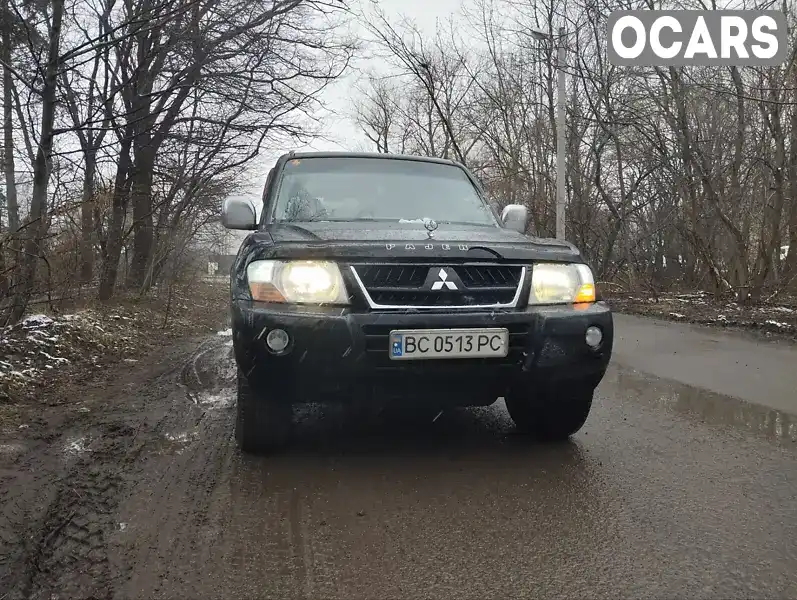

{"left": 247, "top": 221, "right": 581, "bottom": 262}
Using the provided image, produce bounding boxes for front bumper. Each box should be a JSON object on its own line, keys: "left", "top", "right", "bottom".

{"left": 232, "top": 301, "right": 613, "bottom": 405}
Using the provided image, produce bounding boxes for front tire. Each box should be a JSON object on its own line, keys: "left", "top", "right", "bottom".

{"left": 505, "top": 384, "right": 593, "bottom": 441}
{"left": 235, "top": 368, "right": 293, "bottom": 454}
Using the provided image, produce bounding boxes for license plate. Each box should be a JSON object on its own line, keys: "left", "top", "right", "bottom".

{"left": 388, "top": 328, "right": 509, "bottom": 360}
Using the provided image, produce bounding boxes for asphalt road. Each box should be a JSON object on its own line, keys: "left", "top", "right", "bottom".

{"left": 2, "top": 313, "right": 796, "bottom": 599}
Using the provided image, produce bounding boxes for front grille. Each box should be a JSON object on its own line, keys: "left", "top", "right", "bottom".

{"left": 457, "top": 265, "right": 522, "bottom": 288}
{"left": 355, "top": 264, "right": 427, "bottom": 289}
{"left": 350, "top": 263, "right": 525, "bottom": 308}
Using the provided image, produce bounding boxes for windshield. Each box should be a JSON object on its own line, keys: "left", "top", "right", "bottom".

{"left": 270, "top": 157, "right": 497, "bottom": 227}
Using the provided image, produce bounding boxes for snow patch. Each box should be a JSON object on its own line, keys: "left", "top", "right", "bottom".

{"left": 217, "top": 328, "right": 232, "bottom": 337}
{"left": 10, "top": 369, "right": 37, "bottom": 379}
{"left": 22, "top": 315, "right": 54, "bottom": 330}
{"left": 764, "top": 320, "right": 790, "bottom": 329}
{"left": 39, "top": 350, "right": 69, "bottom": 363}
{"left": 669, "top": 312, "right": 686, "bottom": 319}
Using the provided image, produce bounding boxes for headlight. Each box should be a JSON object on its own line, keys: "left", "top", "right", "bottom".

{"left": 246, "top": 260, "right": 349, "bottom": 305}
{"left": 529, "top": 262, "right": 596, "bottom": 305}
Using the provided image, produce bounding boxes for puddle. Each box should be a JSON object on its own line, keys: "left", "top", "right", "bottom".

{"left": 197, "top": 388, "right": 235, "bottom": 409}
{"left": 220, "top": 358, "right": 236, "bottom": 382}
{"left": 148, "top": 430, "right": 198, "bottom": 456}
{"left": 611, "top": 366, "right": 797, "bottom": 444}
{"left": 165, "top": 431, "right": 196, "bottom": 444}
{"left": 63, "top": 436, "right": 90, "bottom": 456}
{"left": 180, "top": 339, "right": 237, "bottom": 411}
{"left": 0, "top": 442, "right": 27, "bottom": 457}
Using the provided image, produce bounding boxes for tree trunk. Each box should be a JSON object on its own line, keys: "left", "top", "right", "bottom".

{"left": 780, "top": 68, "right": 797, "bottom": 287}
{"left": 0, "top": 0, "right": 13, "bottom": 298}
{"left": 98, "top": 135, "right": 133, "bottom": 301}
{"left": 80, "top": 150, "right": 96, "bottom": 283}
{"left": 128, "top": 145, "right": 155, "bottom": 291}
{"left": 2, "top": 0, "right": 20, "bottom": 234}
{"left": 7, "top": 0, "right": 64, "bottom": 324}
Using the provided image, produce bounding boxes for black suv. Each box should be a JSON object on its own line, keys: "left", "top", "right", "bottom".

{"left": 222, "top": 151, "right": 613, "bottom": 453}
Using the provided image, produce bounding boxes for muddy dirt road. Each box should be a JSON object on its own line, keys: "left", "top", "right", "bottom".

{"left": 1, "top": 319, "right": 796, "bottom": 599}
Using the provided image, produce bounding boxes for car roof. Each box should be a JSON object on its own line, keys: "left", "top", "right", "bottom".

{"left": 277, "top": 150, "right": 461, "bottom": 168}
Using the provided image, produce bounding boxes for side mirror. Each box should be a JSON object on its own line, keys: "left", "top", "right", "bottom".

{"left": 221, "top": 197, "right": 257, "bottom": 230}
{"left": 501, "top": 204, "right": 528, "bottom": 234}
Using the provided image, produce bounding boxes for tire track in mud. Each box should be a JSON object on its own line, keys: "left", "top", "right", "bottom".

{"left": 106, "top": 336, "right": 240, "bottom": 598}
{"left": 15, "top": 433, "right": 129, "bottom": 600}
{"left": 0, "top": 334, "right": 229, "bottom": 600}
{"left": 289, "top": 487, "right": 316, "bottom": 599}
{"left": 114, "top": 336, "right": 321, "bottom": 599}
{"left": 2, "top": 417, "right": 149, "bottom": 599}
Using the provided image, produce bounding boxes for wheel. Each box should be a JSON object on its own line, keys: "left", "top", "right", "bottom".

{"left": 505, "top": 384, "right": 593, "bottom": 441}
{"left": 235, "top": 368, "right": 293, "bottom": 454}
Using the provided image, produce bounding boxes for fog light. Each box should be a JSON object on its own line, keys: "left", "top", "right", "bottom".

{"left": 266, "top": 329, "right": 290, "bottom": 353}
{"left": 585, "top": 326, "right": 603, "bottom": 348}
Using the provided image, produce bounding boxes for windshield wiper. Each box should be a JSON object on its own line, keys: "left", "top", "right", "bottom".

{"left": 399, "top": 218, "right": 494, "bottom": 227}
{"left": 436, "top": 220, "right": 494, "bottom": 227}
{"left": 317, "top": 218, "right": 398, "bottom": 222}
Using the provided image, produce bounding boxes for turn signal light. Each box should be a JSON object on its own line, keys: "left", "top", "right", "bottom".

{"left": 249, "top": 282, "right": 287, "bottom": 303}
{"left": 574, "top": 283, "right": 596, "bottom": 303}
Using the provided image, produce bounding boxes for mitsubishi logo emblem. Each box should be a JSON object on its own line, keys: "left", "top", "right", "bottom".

{"left": 424, "top": 218, "right": 438, "bottom": 239}
{"left": 431, "top": 268, "right": 457, "bottom": 291}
